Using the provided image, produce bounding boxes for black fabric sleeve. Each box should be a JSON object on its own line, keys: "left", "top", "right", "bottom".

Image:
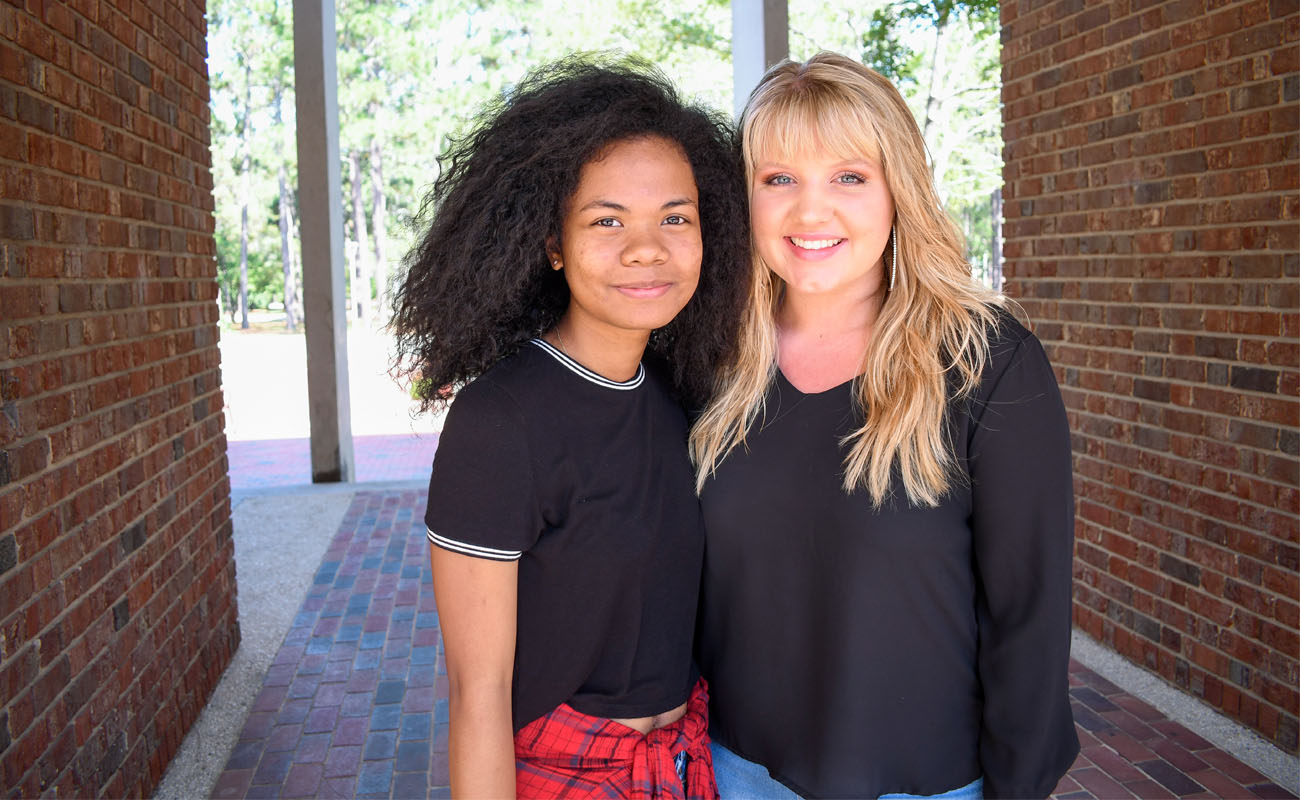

{"left": 967, "top": 333, "right": 1080, "bottom": 799}
{"left": 424, "top": 379, "right": 540, "bottom": 561}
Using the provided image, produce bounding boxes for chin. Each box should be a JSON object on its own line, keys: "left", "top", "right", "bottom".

{"left": 618, "top": 297, "right": 693, "bottom": 331}
{"left": 633, "top": 312, "right": 684, "bottom": 333}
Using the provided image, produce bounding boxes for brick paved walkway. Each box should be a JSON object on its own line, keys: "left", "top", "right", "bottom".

{"left": 1056, "top": 663, "right": 1295, "bottom": 799}
{"left": 213, "top": 489, "right": 448, "bottom": 800}
{"left": 211, "top": 488, "right": 1296, "bottom": 800}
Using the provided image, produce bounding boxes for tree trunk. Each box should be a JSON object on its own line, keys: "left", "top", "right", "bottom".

{"left": 278, "top": 165, "right": 298, "bottom": 331}
{"left": 238, "top": 62, "right": 252, "bottom": 330}
{"left": 220, "top": 283, "right": 236, "bottom": 325}
{"left": 292, "top": 216, "right": 304, "bottom": 324}
{"left": 239, "top": 179, "right": 250, "bottom": 330}
{"left": 349, "top": 149, "right": 370, "bottom": 321}
{"left": 369, "top": 136, "right": 388, "bottom": 320}
{"left": 272, "top": 79, "right": 298, "bottom": 332}
{"left": 920, "top": 5, "right": 949, "bottom": 146}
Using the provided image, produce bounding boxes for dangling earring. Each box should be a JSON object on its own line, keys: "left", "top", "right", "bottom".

{"left": 889, "top": 226, "right": 898, "bottom": 293}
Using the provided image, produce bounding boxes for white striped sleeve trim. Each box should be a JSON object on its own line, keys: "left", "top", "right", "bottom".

{"left": 530, "top": 338, "right": 644, "bottom": 390}
{"left": 426, "top": 526, "right": 523, "bottom": 561}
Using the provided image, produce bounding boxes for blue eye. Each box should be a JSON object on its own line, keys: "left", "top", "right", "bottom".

{"left": 836, "top": 172, "right": 866, "bottom": 184}
{"left": 764, "top": 174, "right": 793, "bottom": 186}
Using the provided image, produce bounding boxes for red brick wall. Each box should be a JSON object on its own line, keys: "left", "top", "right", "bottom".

{"left": 0, "top": 0, "right": 236, "bottom": 795}
{"left": 1001, "top": 0, "right": 1299, "bottom": 753}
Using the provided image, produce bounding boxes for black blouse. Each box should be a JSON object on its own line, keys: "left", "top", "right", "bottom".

{"left": 426, "top": 340, "right": 704, "bottom": 731}
{"left": 696, "top": 312, "right": 1079, "bottom": 799}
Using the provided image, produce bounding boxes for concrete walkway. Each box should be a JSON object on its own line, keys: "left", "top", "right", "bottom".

{"left": 156, "top": 476, "right": 1299, "bottom": 799}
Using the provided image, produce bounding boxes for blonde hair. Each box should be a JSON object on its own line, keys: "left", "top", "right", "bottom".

{"left": 690, "top": 52, "right": 1004, "bottom": 507}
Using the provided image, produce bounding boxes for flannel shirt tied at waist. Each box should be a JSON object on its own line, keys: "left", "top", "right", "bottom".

{"left": 513, "top": 678, "right": 717, "bottom": 799}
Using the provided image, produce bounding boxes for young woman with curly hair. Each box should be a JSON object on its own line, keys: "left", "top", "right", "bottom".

{"left": 391, "top": 56, "right": 748, "bottom": 799}
{"left": 690, "top": 53, "right": 1078, "bottom": 799}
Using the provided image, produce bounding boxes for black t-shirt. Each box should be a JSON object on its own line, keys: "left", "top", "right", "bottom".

{"left": 697, "top": 311, "right": 1079, "bottom": 799}
{"left": 426, "top": 339, "right": 704, "bottom": 731}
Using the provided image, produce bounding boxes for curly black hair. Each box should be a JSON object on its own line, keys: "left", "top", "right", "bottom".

{"left": 390, "top": 54, "right": 750, "bottom": 411}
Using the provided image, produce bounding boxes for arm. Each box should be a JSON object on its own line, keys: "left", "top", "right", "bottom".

{"left": 968, "top": 335, "right": 1079, "bottom": 799}
{"left": 431, "top": 546, "right": 519, "bottom": 799}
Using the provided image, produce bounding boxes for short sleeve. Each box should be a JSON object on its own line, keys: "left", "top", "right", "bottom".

{"left": 425, "top": 378, "right": 541, "bottom": 561}
{"left": 968, "top": 332, "right": 1080, "bottom": 798}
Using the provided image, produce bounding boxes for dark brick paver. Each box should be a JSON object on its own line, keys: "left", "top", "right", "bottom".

{"left": 213, "top": 487, "right": 1296, "bottom": 799}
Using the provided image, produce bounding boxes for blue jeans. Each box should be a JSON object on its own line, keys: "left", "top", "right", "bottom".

{"left": 710, "top": 742, "right": 983, "bottom": 799}
{"left": 881, "top": 776, "right": 983, "bottom": 799}
{"left": 710, "top": 742, "right": 801, "bottom": 799}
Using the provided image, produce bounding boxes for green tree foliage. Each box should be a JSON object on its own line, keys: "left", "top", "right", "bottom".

{"left": 215, "top": 224, "right": 281, "bottom": 319}
{"left": 208, "top": 0, "right": 297, "bottom": 326}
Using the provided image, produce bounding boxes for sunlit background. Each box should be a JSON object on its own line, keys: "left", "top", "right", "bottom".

{"left": 206, "top": 0, "right": 1003, "bottom": 340}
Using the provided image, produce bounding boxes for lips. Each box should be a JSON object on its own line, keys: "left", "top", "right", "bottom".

{"left": 785, "top": 235, "right": 846, "bottom": 260}
{"left": 614, "top": 281, "right": 673, "bottom": 299}
{"left": 789, "top": 236, "right": 845, "bottom": 250}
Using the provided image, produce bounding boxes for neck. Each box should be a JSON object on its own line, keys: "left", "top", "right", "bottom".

{"left": 772, "top": 280, "right": 888, "bottom": 393}
{"left": 776, "top": 280, "right": 886, "bottom": 342}
{"left": 546, "top": 316, "right": 649, "bottom": 382}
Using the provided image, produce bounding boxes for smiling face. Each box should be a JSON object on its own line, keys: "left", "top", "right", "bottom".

{"left": 549, "top": 136, "right": 703, "bottom": 345}
{"left": 749, "top": 149, "right": 895, "bottom": 300}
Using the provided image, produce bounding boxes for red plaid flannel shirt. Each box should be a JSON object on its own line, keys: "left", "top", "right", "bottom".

{"left": 513, "top": 678, "right": 718, "bottom": 799}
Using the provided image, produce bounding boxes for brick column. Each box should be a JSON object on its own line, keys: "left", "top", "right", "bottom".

{"left": 1001, "top": 0, "right": 1298, "bottom": 753}
{"left": 0, "top": 0, "right": 237, "bottom": 795}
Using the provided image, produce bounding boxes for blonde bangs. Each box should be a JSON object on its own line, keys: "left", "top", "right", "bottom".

{"left": 742, "top": 79, "right": 882, "bottom": 175}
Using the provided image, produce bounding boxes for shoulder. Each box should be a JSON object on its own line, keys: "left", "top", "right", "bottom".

{"left": 442, "top": 346, "right": 550, "bottom": 438}
{"left": 956, "top": 303, "right": 1061, "bottom": 413}
{"left": 637, "top": 351, "right": 693, "bottom": 429}
{"left": 455, "top": 342, "right": 551, "bottom": 409}
{"left": 640, "top": 350, "right": 679, "bottom": 398}
{"left": 985, "top": 304, "right": 1036, "bottom": 358}
{"left": 979, "top": 303, "right": 1051, "bottom": 379}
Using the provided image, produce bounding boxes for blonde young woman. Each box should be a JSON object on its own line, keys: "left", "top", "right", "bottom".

{"left": 691, "top": 53, "right": 1079, "bottom": 799}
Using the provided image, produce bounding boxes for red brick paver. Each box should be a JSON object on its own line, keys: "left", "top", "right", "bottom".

{"left": 1052, "top": 662, "right": 1295, "bottom": 799}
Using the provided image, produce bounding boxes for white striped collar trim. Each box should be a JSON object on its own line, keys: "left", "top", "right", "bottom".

{"left": 427, "top": 527, "right": 522, "bottom": 562}
{"left": 530, "top": 338, "right": 644, "bottom": 390}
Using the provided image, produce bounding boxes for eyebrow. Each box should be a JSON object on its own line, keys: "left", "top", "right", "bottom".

{"left": 578, "top": 197, "right": 698, "bottom": 213}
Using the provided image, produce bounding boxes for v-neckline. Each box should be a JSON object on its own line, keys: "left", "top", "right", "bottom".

{"left": 775, "top": 366, "right": 857, "bottom": 398}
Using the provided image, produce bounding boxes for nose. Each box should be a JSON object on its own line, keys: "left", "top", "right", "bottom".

{"left": 792, "top": 184, "right": 832, "bottom": 224}
{"left": 621, "top": 223, "right": 669, "bottom": 266}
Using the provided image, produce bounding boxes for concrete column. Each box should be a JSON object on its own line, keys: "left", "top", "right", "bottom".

{"left": 731, "top": 0, "right": 789, "bottom": 118}
{"left": 293, "top": 0, "right": 354, "bottom": 483}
